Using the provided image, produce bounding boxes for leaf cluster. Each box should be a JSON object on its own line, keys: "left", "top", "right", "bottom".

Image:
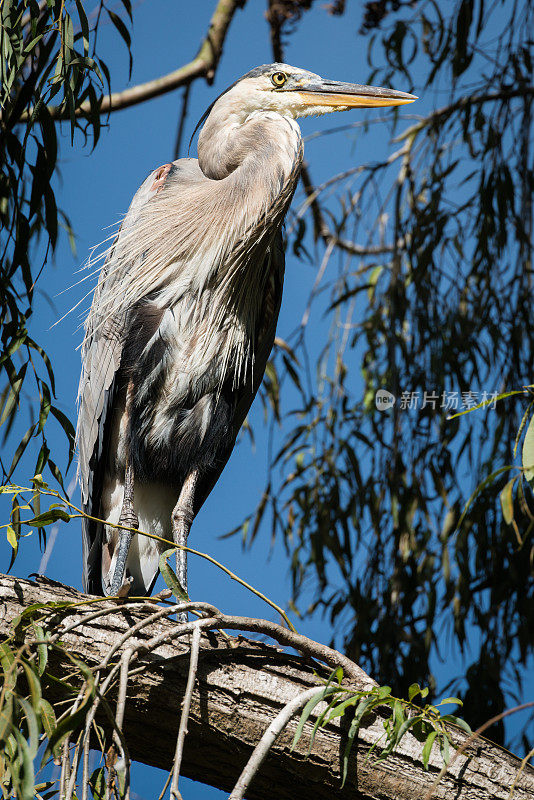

{"left": 0, "top": 600, "right": 97, "bottom": 800}
{"left": 0, "top": 0, "right": 132, "bottom": 492}
{"left": 292, "top": 669, "right": 470, "bottom": 786}
{"left": 248, "top": 0, "right": 534, "bottom": 749}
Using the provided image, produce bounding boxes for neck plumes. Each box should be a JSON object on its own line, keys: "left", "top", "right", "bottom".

{"left": 87, "top": 110, "right": 303, "bottom": 383}
{"left": 197, "top": 106, "right": 302, "bottom": 285}
{"left": 195, "top": 108, "right": 303, "bottom": 382}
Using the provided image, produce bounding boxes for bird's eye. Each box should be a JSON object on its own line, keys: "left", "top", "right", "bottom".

{"left": 271, "top": 72, "right": 288, "bottom": 88}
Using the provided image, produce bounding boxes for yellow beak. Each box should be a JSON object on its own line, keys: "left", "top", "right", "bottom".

{"left": 295, "top": 79, "right": 417, "bottom": 109}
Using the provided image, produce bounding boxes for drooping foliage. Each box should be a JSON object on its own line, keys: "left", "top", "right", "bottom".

{"left": 1, "top": 0, "right": 532, "bottom": 757}
{"left": 250, "top": 0, "right": 534, "bottom": 748}
{"left": 0, "top": 0, "right": 132, "bottom": 490}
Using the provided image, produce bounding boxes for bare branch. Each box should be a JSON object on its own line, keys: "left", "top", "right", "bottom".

{"left": 170, "top": 624, "right": 201, "bottom": 800}
{"left": 229, "top": 686, "right": 323, "bottom": 800}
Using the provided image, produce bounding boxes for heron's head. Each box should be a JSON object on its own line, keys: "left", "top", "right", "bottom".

{"left": 204, "top": 63, "right": 417, "bottom": 124}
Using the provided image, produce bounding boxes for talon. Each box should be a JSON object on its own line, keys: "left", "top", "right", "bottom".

{"left": 115, "top": 576, "right": 133, "bottom": 600}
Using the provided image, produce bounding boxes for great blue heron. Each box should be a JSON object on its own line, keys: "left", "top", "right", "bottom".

{"left": 78, "top": 63, "right": 415, "bottom": 599}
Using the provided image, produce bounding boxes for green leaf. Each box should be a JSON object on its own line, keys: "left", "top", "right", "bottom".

{"left": 26, "top": 338, "right": 56, "bottom": 395}
{"left": 74, "top": 0, "right": 89, "bottom": 53}
{"left": 307, "top": 693, "right": 340, "bottom": 754}
{"left": 13, "top": 727, "right": 35, "bottom": 800}
{"left": 0, "top": 362, "right": 28, "bottom": 426}
{"left": 0, "top": 642, "right": 16, "bottom": 692}
{"left": 25, "top": 508, "right": 71, "bottom": 526}
{"left": 457, "top": 465, "right": 516, "bottom": 530}
{"left": 39, "top": 699, "right": 56, "bottom": 742}
{"left": 325, "top": 693, "right": 362, "bottom": 723}
{"left": 16, "top": 696, "right": 40, "bottom": 759}
{"left": 291, "top": 686, "right": 337, "bottom": 750}
{"left": 6, "top": 525, "right": 18, "bottom": 551}
{"left": 33, "top": 624, "right": 48, "bottom": 676}
{"left": 438, "top": 697, "right": 462, "bottom": 706}
{"left": 500, "top": 478, "right": 516, "bottom": 525}
{"left": 89, "top": 767, "right": 106, "bottom": 800}
{"left": 513, "top": 399, "right": 534, "bottom": 458}
{"left": 439, "top": 733, "right": 451, "bottom": 765}
{"left": 522, "top": 414, "right": 534, "bottom": 483}
{"left": 49, "top": 406, "right": 75, "bottom": 467}
{"left": 341, "top": 697, "right": 374, "bottom": 786}
{"left": 376, "top": 685, "right": 392, "bottom": 700}
{"left": 408, "top": 683, "right": 421, "bottom": 701}
{"left": 44, "top": 657, "right": 95, "bottom": 760}
{"left": 22, "top": 661, "right": 42, "bottom": 710}
{"left": 393, "top": 698, "right": 405, "bottom": 728}
{"left": 444, "top": 714, "right": 471, "bottom": 734}
{"left": 422, "top": 730, "right": 437, "bottom": 769}
{"left": 7, "top": 425, "right": 37, "bottom": 481}
{"left": 0, "top": 691, "right": 14, "bottom": 743}
{"left": 37, "top": 382, "right": 52, "bottom": 433}
{"left": 159, "top": 548, "right": 189, "bottom": 601}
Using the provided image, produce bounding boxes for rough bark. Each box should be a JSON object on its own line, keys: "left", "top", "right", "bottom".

{"left": 1, "top": 573, "right": 532, "bottom": 800}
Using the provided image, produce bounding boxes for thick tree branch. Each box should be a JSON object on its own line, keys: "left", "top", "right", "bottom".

{"left": 1, "top": 574, "right": 533, "bottom": 800}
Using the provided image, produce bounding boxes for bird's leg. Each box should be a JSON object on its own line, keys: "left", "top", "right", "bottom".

{"left": 171, "top": 470, "right": 198, "bottom": 614}
{"left": 109, "top": 462, "right": 139, "bottom": 596}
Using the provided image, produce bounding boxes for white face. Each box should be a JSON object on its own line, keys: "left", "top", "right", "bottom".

{"left": 220, "top": 64, "right": 416, "bottom": 122}
{"left": 225, "top": 68, "right": 340, "bottom": 121}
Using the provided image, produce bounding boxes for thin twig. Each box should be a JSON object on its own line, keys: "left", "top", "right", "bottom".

{"left": 111, "top": 649, "right": 133, "bottom": 800}
{"left": 228, "top": 686, "right": 323, "bottom": 800}
{"left": 48, "top": 601, "right": 165, "bottom": 645}
{"left": 509, "top": 745, "right": 534, "bottom": 799}
{"left": 139, "top": 613, "right": 368, "bottom": 686}
{"left": 300, "top": 239, "right": 334, "bottom": 328}
{"left": 394, "top": 85, "right": 534, "bottom": 143}
{"left": 115, "top": 649, "right": 134, "bottom": 731}
{"left": 174, "top": 83, "right": 191, "bottom": 160}
{"left": 81, "top": 727, "right": 90, "bottom": 800}
{"left": 60, "top": 683, "right": 88, "bottom": 800}
{"left": 170, "top": 625, "right": 202, "bottom": 800}
{"left": 95, "top": 602, "right": 219, "bottom": 670}
{"left": 298, "top": 158, "right": 407, "bottom": 256}
{"left": 59, "top": 740, "right": 70, "bottom": 800}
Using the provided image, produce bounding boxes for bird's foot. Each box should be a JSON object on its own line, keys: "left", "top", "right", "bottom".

{"left": 109, "top": 501, "right": 139, "bottom": 596}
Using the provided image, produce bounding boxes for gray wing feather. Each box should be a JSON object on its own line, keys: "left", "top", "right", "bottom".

{"left": 78, "top": 164, "right": 176, "bottom": 592}
{"left": 232, "top": 235, "right": 284, "bottom": 438}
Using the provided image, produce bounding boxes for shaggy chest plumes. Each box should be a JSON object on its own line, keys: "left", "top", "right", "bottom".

{"left": 121, "top": 263, "right": 274, "bottom": 486}
{"left": 96, "top": 116, "right": 303, "bottom": 488}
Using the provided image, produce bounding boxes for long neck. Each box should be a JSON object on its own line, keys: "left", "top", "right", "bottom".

{"left": 198, "top": 105, "right": 301, "bottom": 187}
{"left": 197, "top": 110, "right": 301, "bottom": 282}
{"left": 90, "top": 111, "right": 303, "bottom": 339}
{"left": 195, "top": 109, "right": 303, "bottom": 381}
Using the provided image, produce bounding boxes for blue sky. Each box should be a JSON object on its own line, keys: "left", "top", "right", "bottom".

{"left": 1, "top": 1, "right": 532, "bottom": 796}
